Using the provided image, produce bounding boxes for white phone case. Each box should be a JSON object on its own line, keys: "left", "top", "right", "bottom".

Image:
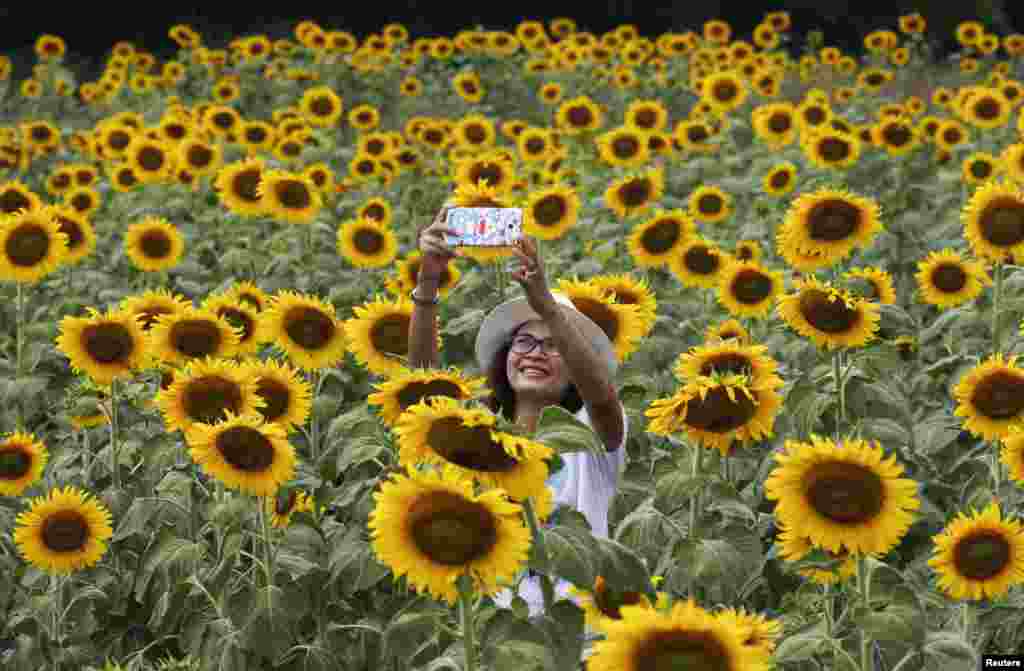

{"left": 444, "top": 208, "right": 523, "bottom": 247}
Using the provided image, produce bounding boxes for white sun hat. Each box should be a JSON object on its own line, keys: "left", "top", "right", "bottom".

{"left": 474, "top": 291, "right": 618, "bottom": 377}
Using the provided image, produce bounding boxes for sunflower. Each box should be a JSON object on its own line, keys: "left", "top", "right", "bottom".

{"left": 645, "top": 372, "right": 781, "bottom": 454}
{"left": 555, "top": 96, "right": 604, "bottom": 135}
{"left": 715, "top": 607, "right": 781, "bottom": 658}
{"left": 673, "top": 120, "right": 717, "bottom": 154}
{"left": 717, "top": 262, "right": 784, "bottom": 319}
{"left": 124, "top": 216, "right": 184, "bottom": 273}
{"left": 752, "top": 103, "right": 797, "bottom": 148}
{"left": 522, "top": 184, "right": 579, "bottom": 241}
{"left": 777, "top": 188, "right": 883, "bottom": 271}
{"left": 148, "top": 306, "right": 242, "bottom": 367}
{"left": 597, "top": 127, "right": 650, "bottom": 168}
{"left": 706, "top": 319, "right": 749, "bottom": 344}
{"left": 452, "top": 115, "right": 497, "bottom": 151}
{"left": 56, "top": 307, "right": 147, "bottom": 385}
{"left": 586, "top": 599, "right": 768, "bottom": 671}
{"left": 239, "top": 121, "right": 277, "bottom": 154}
{"left": 962, "top": 180, "right": 1024, "bottom": 263}
{"left": 109, "top": 164, "right": 141, "bottom": 193}
{"left": 935, "top": 119, "right": 970, "bottom": 152}
{"left": 258, "top": 291, "right": 347, "bottom": 371}
{"left": 963, "top": 152, "right": 1002, "bottom": 186}
{"left": 63, "top": 186, "right": 101, "bottom": 219}
{"left": 452, "top": 71, "right": 484, "bottom": 103}
{"left": 916, "top": 250, "right": 991, "bottom": 311}
{"left": 929, "top": 502, "right": 1024, "bottom": 601}
{"left": 777, "top": 278, "right": 880, "bottom": 350}
{"left": 516, "top": 127, "right": 554, "bottom": 163}
{"left": 221, "top": 281, "right": 270, "bottom": 315}
{"left": 176, "top": 138, "right": 222, "bottom": 178}
{"left": 336, "top": 217, "right": 398, "bottom": 269}
{"left": 257, "top": 170, "right": 322, "bottom": 225}
{"left": 214, "top": 158, "right": 267, "bottom": 218}
{"left": 46, "top": 206, "right": 93, "bottom": 267}
{"left": 776, "top": 524, "right": 858, "bottom": 585}
{"left": 625, "top": 99, "right": 668, "bottom": 133}
{"left": 157, "top": 357, "right": 264, "bottom": 433}
{"left": 569, "top": 576, "right": 668, "bottom": 634}
{"left": 763, "top": 162, "right": 797, "bottom": 196}
{"left": 556, "top": 278, "right": 647, "bottom": 362}
{"left": 201, "top": 294, "right": 262, "bottom": 357}
{"left": 238, "top": 358, "right": 312, "bottom": 431}
{"left": 120, "top": 289, "right": 192, "bottom": 332}
{"left": 673, "top": 341, "right": 783, "bottom": 392}
{"left": 701, "top": 71, "right": 748, "bottom": 114}
{"left": 802, "top": 129, "right": 861, "bottom": 170}
{"left": 1001, "top": 144, "right": 1024, "bottom": 185}
{"left": 453, "top": 153, "right": 516, "bottom": 195}
{"left": 954, "top": 354, "right": 1024, "bottom": 442}
{"left": 669, "top": 237, "right": 729, "bottom": 290}
{"left": 14, "top": 486, "right": 113, "bottom": 575}
{"left": 368, "top": 367, "right": 487, "bottom": 428}
{"left": 689, "top": 185, "right": 733, "bottom": 224}
{"left": 299, "top": 86, "right": 344, "bottom": 127}
{"left": 589, "top": 273, "right": 658, "bottom": 333}
{"left": 627, "top": 208, "right": 694, "bottom": 268}
{"left": 0, "top": 432, "right": 48, "bottom": 496}
{"left": 0, "top": 207, "right": 68, "bottom": 284}
{"left": 348, "top": 104, "right": 380, "bottom": 131}
{"left": 963, "top": 89, "right": 1012, "bottom": 130}
{"left": 185, "top": 411, "right": 294, "bottom": 496}
{"left": 369, "top": 466, "right": 530, "bottom": 604}
{"left": 872, "top": 118, "right": 920, "bottom": 157}
{"left": 605, "top": 168, "right": 664, "bottom": 219}
{"left": 389, "top": 251, "right": 462, "bottom": 299}
{"left": 765, "top": 435, "right": 919, "bottom": 556}
{"left": 126, "top": 137, "right": 173, "bottom": 184}
{"left": 844, "top": 267, "right": 897, "bottom": 305}
{"left": 265, "top": 489, "right": 316, "bottom": 528}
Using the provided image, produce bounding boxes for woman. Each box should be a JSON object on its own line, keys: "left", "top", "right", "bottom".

{"left": 408, "top": 205, "right": 628, "bottom": 616}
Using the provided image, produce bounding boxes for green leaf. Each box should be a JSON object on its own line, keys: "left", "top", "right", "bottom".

{"left": 773, "top": 618, "right": 828, "bottom": 663}
{"left": 382, "top": 609, "right": 444, "bottom": 664}
{"left": 326, "top": 404, "right": 375, "bottom": 441}
{"left": 441, "top": 308, "right": 486, "bottom": 336}
{"left": 654, "top": 472, "right": 710, "bottom": 510}
{"left": 534, "top": 405, "right": 604, "bottom": 456}
{"left": 923, "top": 631, "right": 977, "bottom": 670}
{"left": 852, "top": 603, "right": 923, "bottom": 644}
{"left": 535, "top": 600, "right": 585, "bottom": 670}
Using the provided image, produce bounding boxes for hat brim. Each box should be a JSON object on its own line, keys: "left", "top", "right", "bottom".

{"left": 474, "top": 292, "right": 618, "bottom": 378}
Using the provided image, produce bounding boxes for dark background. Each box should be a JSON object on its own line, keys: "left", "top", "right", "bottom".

{"left": 0, "top": 1, "right": 1021, "bottom": 81}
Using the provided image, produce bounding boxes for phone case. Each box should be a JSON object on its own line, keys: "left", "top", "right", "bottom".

{"left": 444, "top": 208, "right": 523, "bottom": 247}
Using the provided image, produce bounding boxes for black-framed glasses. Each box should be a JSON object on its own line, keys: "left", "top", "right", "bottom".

{"left": 509, "top": 333, "right": 561, "bottom": 357}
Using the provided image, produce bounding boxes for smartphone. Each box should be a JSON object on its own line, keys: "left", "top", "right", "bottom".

{"left": 443, "top": 207, "right": 523, "bottom": 247}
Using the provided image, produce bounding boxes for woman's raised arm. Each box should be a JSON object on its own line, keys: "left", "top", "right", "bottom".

{"left": 408, "top": 206, "right": 456, "bottom": 370}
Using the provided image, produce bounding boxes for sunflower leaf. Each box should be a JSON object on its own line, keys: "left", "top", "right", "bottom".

{"left": 852, "top": 602, "right": 924, "bottom": 644}
{"left": 440, "top": 308, "right": 486, "bottom": 337}
{"left": 534, "top": 405, "right": 604, "bottom": 456}
{"left": 923, "top": 632, "right": 978, "bottom": 670}
{"left": 773, "top": 617, "right": 829, "bottom": 663}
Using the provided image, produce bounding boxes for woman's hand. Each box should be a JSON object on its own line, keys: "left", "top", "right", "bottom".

{"left": 416, "top": 206, "right": 459, "bottom": 282}
{"left": 509, "top": 236, "right": 559, "bottom": 318}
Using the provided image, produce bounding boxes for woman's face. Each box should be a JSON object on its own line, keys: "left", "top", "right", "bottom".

{"left": 506, "top": 320, "right": 571, "bottom": 402}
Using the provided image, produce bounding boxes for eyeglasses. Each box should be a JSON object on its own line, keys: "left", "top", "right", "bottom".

{"left": 509, "top": 333, "right": 561, "bottom": 357}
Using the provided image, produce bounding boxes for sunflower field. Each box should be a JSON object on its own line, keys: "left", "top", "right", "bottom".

{"left": 3, "top": 10, "right": 1024, "bottom": 671}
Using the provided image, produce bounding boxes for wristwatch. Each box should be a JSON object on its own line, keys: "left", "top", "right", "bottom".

{"left": 410, "top": 286, "right": 439, "bottom": 306}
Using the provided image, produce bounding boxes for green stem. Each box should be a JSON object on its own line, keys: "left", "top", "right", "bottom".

{"left": 823, "top": 583, "right": 833, "bottom": 637}
{"left": 961, "top": 601, "right": 972, "bottom": 640}
{"left": 993, "top": 261, "right": 1004, "bottom": 354}
{"left": 15, "top": 282, "right": 24, "bottom": 431}
{"left": 458, "top": 575, "right": 478, "bottom": 671}
{"left": 522, "top": 497, "right": 554, "bottom": 612}
{"left": 833, "top": 351, "right": 845, "bottom": 441}
{"left": 110, "top": 378, "right": 121, "bottom": 490}
{"left": 310, "top": 369, "right": 321, "bottom": 462}
{"left": 258, "top": 496, "right": 275, "bottom": 633}
{"left": 689, "top": 445, "right": 703, "bottom": 600}
{"left": 858, "top": 555, "right": 873, "bottom": 671}
{"left": 51, "top": 573, "right": 63, "bottom": 671}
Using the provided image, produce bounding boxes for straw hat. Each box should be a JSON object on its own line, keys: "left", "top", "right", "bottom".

{"left": 474, "top": 291, "right": 618, "bottom": 376}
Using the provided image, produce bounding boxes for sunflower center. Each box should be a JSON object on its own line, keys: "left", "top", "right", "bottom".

{"left": 137, "top": 147, "right": 166, "bottom": 172}
{"left": 216, "top": 426, "right": 275, "bottom": 472}
{"left": 140, "top": 230, "right": 172, "bottom": 259}
{"left": 882, "top": 125, "right": 911, "bottom": 147}
{"left": 71, "top": 193, "right": 93, "bottom": 212}
{"left": 187, "top": 145, "right": 214, "bottom": 169}
{"left": 397, "top": 380, "right": 463, "bottom": 411}
{"left": 699, "top": 353, "right": 752, "bottom": 377}
{"left": 56, "top": 216, "right": 84, "bottom": 249}
{"left": 183, "top": 375, "right": 243, "bottom": 424}
{"left": 642, "top": 220, "right": 681, "bottom": 254}
{"left": 635, "top": 630, "right": 732, "bottom": 671}
{"left": 408, "top": 491, "right": 498, "bottom": 565}
{"left": 712, "top": 81, "right": 738, "bottom": 102}
{"left": 620, "top": 179, "right": 653, "bottom": 207}
{"left": 117, "top": 169, "right": 139, "bottom": 188}
{"left": 804, "top": 461, "right": 885, "bottom": 524}
{"left": 973, "top": 98, "right": 1000, "bottom": 120}
{"left": 310, "top": 97, "right": 334, "bottom": 117}
{"left": 698, "top": 194, "right": 723, "bottom": 215}
{"left": 281, "top": 307, "right": 333, "bottom": 350}
{"left": 979, "top": 198, "right": 1024, "bottom": 247}
{"left": 769, "top": 170, "right": 791, "bottom": 190}
{"left": 108, "top": 130, "right": 131, "bottom": 150}
{"left": 6, "top": 224, "right": 50, "bottom": 266}
{"left": 819, "top": 137, "right": 850, "bottom": 162}
{"left": 231, "top": 169, "right": 263, "bottom": 203}
{"left": 687, "top": 125, "right": 709, "bottom": 143}
{"left": 684, "top": 386, "right": 757, "bottom": 433}
{"left": 971, "top": 371, "right": 1024, "bottom": 419}
{"left": 461, "top": 81, "right": 478, "bottom": 95}
{"left": 369, "top": 313, "right": 410, "bottom": 355}
{"left": 612, "top": 136, "right": 640, "bottom": 159}
{"left": 52, "top": 173, "right": 71, "bottom": 189}
{"left": 82, "top": 322, "right": 134, "bottom": 364}
{"left": 41, "top": 510, "right": 89, "bottom": 552}
{"left": 353, "top": 228, "right": 385, "bottom": 255}
{"left": 525, "top": 138, "right": 545, "bottom": 155}
{"left": 464, "top": 125, "right": 487, "bottom": 144}
{"left": 954, "top": 531, "right": 1012, "bottom": 580}
{"left": 803, "top": 107, "right": 826, "bottom": 125}
{"left": 170, "top": 320, "right": 222, "bottom": 358}
{"left": 942, "top": 127, "right": 963, "bottom": 144}
{"left": 254, "top": 377, "right": 291, "bottom": 422}
{"left": 567, "top": 107, "right": 594, "bottom": 128}
{"left": 732, "top": 270, "right": 776, "bottom": 306}
{"left": 570, "top": 296, "right": 620, "bottom": 342}
{"left": 634, "top": 109, "right": 658, "bottom": 129}
{"left": 275, "top": 180, "right": 312, "bottom": 210}
{"left": 533, "top": 194, "right": 568, "bottom": 227}
{"left": 970, "top": 161, "right": 993, "bottom": 179}
{"left": 807, "top": 200, "right": 860, "bottom": 241}
{"left": 768, "top": 113, "right": 791, "bottom": 134}
{"left": 245, "top": 127, "right": 268, "bottom": 144}
{"left": 931, "top": 263, "right": 967, "bottom": 292}
{"left": 799, "top": 290, "right": 859, "bottom": 334}
{"left": 469, "top": 163, "right": 502, "bottom": 187}
{"left": 683, "top": 246, "right": 719, "bottom": 275}
{"left": 0, "top": 447, "right": 30, "bottom": 479}
{"left": 427, "top": 417, "right": 518, "bottom": 471}
{"left": 212, "top": 112, "right": 235, "bottom": 130}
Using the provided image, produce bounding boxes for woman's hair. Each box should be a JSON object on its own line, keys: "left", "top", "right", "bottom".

{"left": 484, "top": 321, "right": 584, "bottom": 422}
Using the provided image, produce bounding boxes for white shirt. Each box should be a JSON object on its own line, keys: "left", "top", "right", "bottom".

{"left": 492, "top": 402, "right": 629, "bottom": 616}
